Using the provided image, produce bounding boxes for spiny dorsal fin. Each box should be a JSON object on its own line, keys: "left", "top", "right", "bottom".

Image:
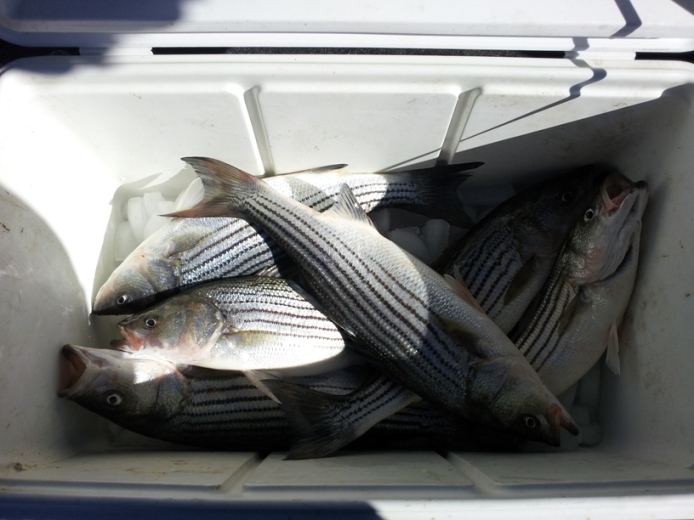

{"left": 327, "top": 184, "right": 373, "bottom": 226}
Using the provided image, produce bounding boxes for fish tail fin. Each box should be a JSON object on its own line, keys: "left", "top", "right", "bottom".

{"left": 262, "top": 379, "right": 353, "bottom": 460}
{"left": 409, "top": 162, "right": 482, "bottom": 227}
{"left": 165, "top": 157, "right": 262, "bottom": 218}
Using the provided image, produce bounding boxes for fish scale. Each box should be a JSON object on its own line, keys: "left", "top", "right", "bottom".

{"left": 115, "top": 277, "right": 348, "bottom": 371}
{"left": 432, "top": 165, "right": 608, "bottom": 335}
{"left": 60, "top": 345, "right": 523, "bottom": 452}
{"left": 514, "top": 175, "right": 647, "bottom": 395}
{"left": 245, "top": 192, "right": 469, "bottom": 400}
{"left": 517, "top": 264, "right": 577, "bottom": 368}
{"left": 171, "top": 157, "right": 578, "bottom": 446}
{"left": 94, "top": 163, "right": 479, "bottom": 315}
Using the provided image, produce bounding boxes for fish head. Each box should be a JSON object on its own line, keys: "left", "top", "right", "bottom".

{"left": 565, "top": 173, "right": 648, "bottom": 284}
{"left": 112, "top": 295, "right": 226, "bottom": 364}
{"left": 470, "top": 355, "right": 578, "bottom": 446}
{"left": 519, "top": 165, "right": 611, "bottom": 249}
{"left": 58, "top": 344, "right": 187, "bottom": 423}
{"left": 92, "top": 219, "right": 212, "bottom": 315}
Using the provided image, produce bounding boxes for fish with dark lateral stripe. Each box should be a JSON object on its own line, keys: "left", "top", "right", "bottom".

{"left": 168, "top": 157, "right": 578, "bottom": 446}
{"left": 58, "top": 345, "right": 525, "bottom": 453}
{"left": 432, "top": 165, "right": 608, "bottom": 334}
{"left": 94, "top": 162, "right": 481, "bottom": 315}
{"left": 110, "top": 276, "right": 357, "bottom": 400}
{"left": 516, "top": 173, "right": 648, "bottom": 394}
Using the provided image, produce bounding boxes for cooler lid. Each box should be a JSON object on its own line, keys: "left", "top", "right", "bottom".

{"left": 1, "top": 0, "right": 694, "bottom": 53}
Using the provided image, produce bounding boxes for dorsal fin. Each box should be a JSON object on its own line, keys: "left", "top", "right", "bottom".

{"left": 327, "top": 184, "right": 374, "bottom": 226}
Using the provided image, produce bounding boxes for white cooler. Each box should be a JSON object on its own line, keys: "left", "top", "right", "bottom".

{"left": 1, "top": 1, "right": 694, "bottom": 518}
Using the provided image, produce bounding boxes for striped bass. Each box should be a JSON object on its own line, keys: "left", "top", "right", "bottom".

{"left": 516, "top": 174, "right": 648, "bottom": 395}
{"left": 432, "top": 165, "right": 608, "bottom": 334}
{"left": 111, "top": 277, "right": 353, "bottom": 395}
{"left": 58, "top": 345, "right": 524, "bottom": 453}
{"left": 93, "top": 162, "right": 480, "bottom": 315}
{"left": 169, "top": 157, "right": 578, "bottom": 446}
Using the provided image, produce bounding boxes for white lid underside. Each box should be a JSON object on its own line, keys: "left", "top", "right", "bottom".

{"left": 1, "top": 0, "right": 694, "bottom": 53}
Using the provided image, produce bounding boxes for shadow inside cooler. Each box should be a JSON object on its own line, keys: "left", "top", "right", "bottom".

{"left": 0, "top": 58, "right": 693, "bottom": 497}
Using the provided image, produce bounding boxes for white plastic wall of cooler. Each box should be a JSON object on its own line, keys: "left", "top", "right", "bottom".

{"left": 1, "top": 0, "right": 694, "bottom": 52}
{"left": 0, "top": 54, "right": 693, "bottom": 517}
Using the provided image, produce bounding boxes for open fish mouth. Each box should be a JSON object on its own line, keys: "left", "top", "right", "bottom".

{"left": 58, "top": 344, "right": 130, "bottom": 398}
{"left": 58, "top": 344, "right": 89, "bottom": 397}
{"left": 602, "top": 173, "right": 635, "bottom": 214}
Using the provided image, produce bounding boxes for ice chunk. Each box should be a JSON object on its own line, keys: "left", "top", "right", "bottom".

{"left": 143, "top": 201, "right": 176, "bottom": 238}
{"left": 175, "top": 178, "right": 204, "bottom": 211}
{"left": 157, "top": 200, "right": 176, "bottom": 215}
{"left": 126, "top": 196, "right": 147, "bottom": 243}
{"left": 387, "top": 228, "right": 431, "bottom": 264}
{"left": 114, "top": 221, "right": 139, "bottom": 262}
{"left": 422, "top": 219, "right": 449, "bottom": 261}
{"left": 144, "top": 215, "right": 169, "bottom": 239}
{"left": 143, "top": 191, "right": 165, "bottom": 219}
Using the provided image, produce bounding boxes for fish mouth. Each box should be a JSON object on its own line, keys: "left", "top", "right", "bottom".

{"left": 601, "top": 173, "right": 634, "bottom": 214}
{"left": 58, "top": 344, "right": 89, "bottom": 397}
{"left": 546, "top": 403, "right": 579, "bottom": 446}
{"left": 58, "top": 344, "right": 131, "bottom": 398}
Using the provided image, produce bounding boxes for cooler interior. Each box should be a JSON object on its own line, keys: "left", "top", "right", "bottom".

{"left": 0, "top": 55, "right": 693, "bottom": 506}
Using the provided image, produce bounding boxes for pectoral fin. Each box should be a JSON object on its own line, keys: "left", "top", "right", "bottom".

{"left": 432, "top": 314, "right": 489, "bottom": 359}
{"left": 605, "top": 321, "right": 621, "bottom": 376}
{"left": 244, "top": 370, "right": 282, "bottom": 403}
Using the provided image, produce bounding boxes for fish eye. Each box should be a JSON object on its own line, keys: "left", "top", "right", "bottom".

{"left": 517, "top": 414, "right": 539, "bottom": 431}
{"left": 560, "top": 190, "right": 576, "bottom": 204}
{"left": 584, "top": 208, "right": 596, "bottom": 221}
{"left": 144, "top": 316, "right": 158, "bottom": 329}
{"left": 117, "top": 295, "right": 130, "bottom": 306}
{"left": 105, "top": 393, "right": 122, "bottom": 406}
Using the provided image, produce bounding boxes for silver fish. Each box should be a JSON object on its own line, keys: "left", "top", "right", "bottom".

{"left": 111, "top": 277, "right": 351, "bottom": 394}
{"left": 58, "top": 345, "right": 524, "bottom": 453}
{"left": 93, "top": 162, "right": 481, "bottom": 315}
{"left": 264, "top": 375, "right": 421, "bottom": 459}
{"left": 432, "top": 165, "right": 608, "bottom": 334}
{"left": 516, "top": 174, "right": 648, "bottom": 395}
{"left": 169, "top": 157, "right": 578, "bottom": 446}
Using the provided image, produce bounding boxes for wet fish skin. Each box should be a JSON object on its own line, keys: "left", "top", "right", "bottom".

{"left": 264, "top": 375, "right": 422, "bottom": 459}
{"left": 93, "top": 162, "right": 480, "bottom": 315}
{"left": 113, "top": 277, "right": 347, "bottom": 372}
{"left": 170, "top": 157, "right": 577, "bottom": 446}
{"left": 517, "top": 175, "right": 648, "bottom": 395}
{"left": 58, "top": 345, "right": 524, "bottom": 453}
{"left": 432, "top": 165, "right": 609, "bottom": 334}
